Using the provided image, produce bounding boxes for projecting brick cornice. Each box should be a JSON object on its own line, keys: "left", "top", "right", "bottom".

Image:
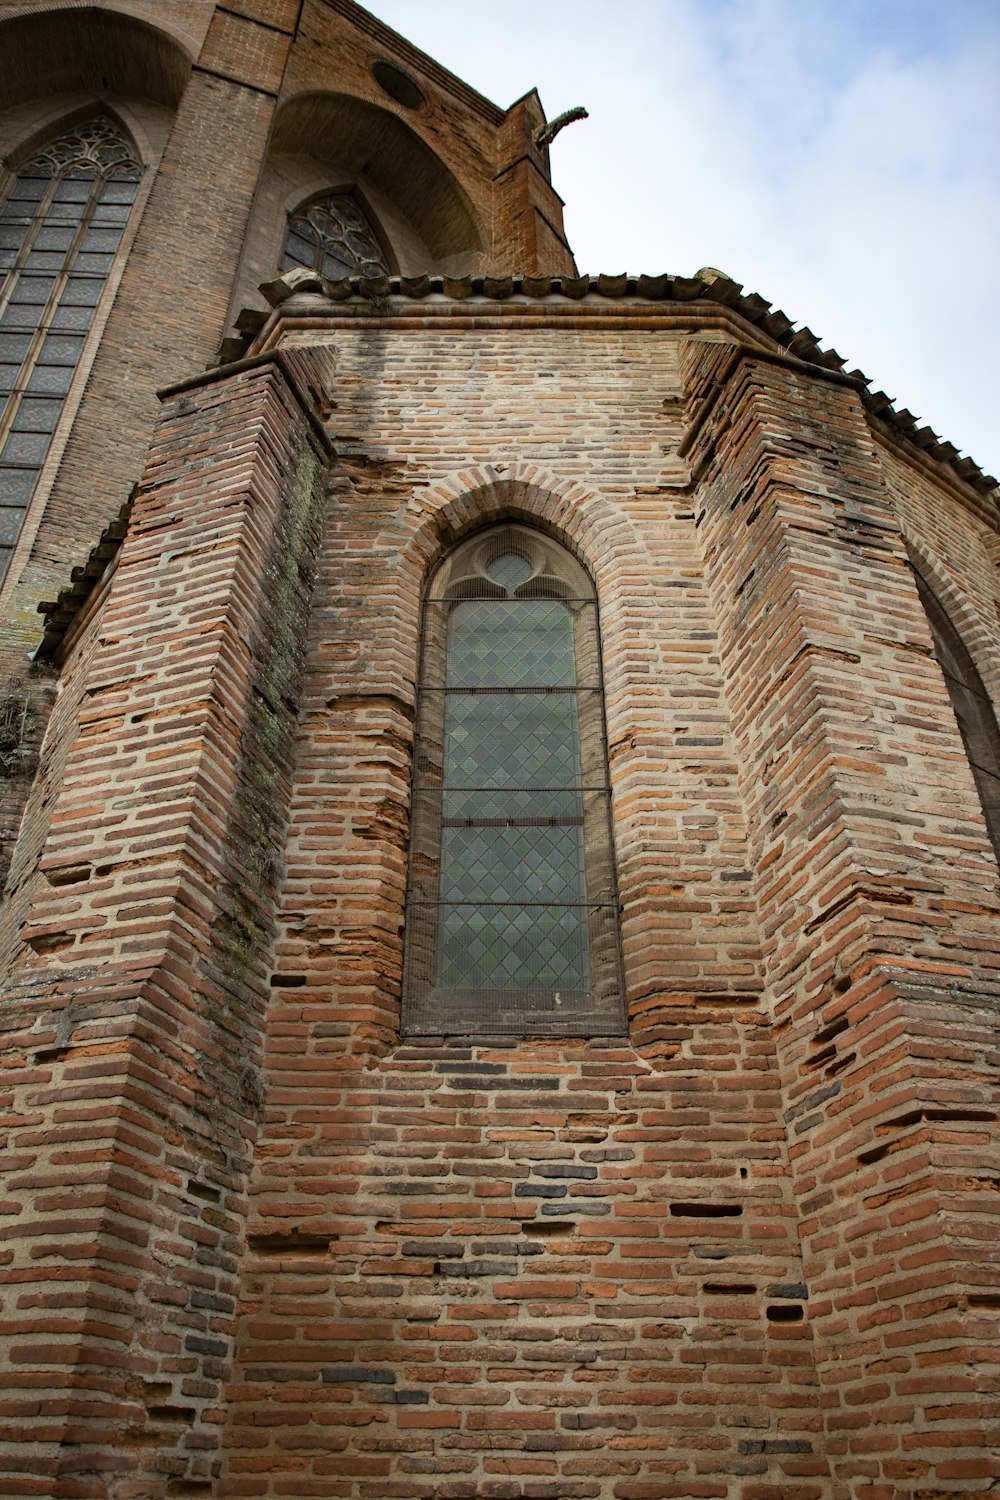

{"left": 234, "top": 268, "right": 998, "bottom": 504}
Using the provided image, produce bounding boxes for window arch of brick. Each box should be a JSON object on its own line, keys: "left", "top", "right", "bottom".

{"left": 402, "top": 523, "right": 626, "bottom": 1038}
{"left": 280, "top": 189, "right": 391, "bottom": 281}
{"left": 0, "top": 113, "right": 141, "bottom": 583}
{"left": 914, "top": 565, "right": 1000, "bottom": 863}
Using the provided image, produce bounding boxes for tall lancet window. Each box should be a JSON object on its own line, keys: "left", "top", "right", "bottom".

{"left": 914, "top": 568, "right": 1000, "bottom": 864}
{"left": 280, "top": 192, "right": 389, "bottom": 280}
{"left": 0, "top": 117, "right": 141, "bottom": 582}
{"left": 403, "top": 526, "right": 625, "bottom": 1037}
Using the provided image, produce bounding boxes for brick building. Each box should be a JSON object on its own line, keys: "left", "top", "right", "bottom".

{"left": 1, "top": 4, "right": 999, "bottom": 1498}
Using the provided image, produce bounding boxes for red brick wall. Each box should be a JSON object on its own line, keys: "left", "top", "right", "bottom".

{"left": 0, "top": 354, "right": 329, "bottom": 1498}
{"left": 884, "top": 441, "right": 1000, "bottom": 708}
{"left": 0, "top": 13, "right": 998, "bottom": 1491}
{"left": 2, "top": 287, "right": 999, "bottom": 1497}
{"left": 212, "top": 328, "right": 818, "bottom": 1485}
{"left": 684, "top": 338, "right": 1000, "bottom": 1496}
{"left": 0, "top": 0, "right": 576, "bottom": 888}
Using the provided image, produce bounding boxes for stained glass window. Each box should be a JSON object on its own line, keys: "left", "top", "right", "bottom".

{"left": 280, "top": 192, "right": 389, "bottom": 281}
{"left": 403, "top": 526, "right": 625, "bottom": 1036}
{"left": 0, "top": 117, "right": 141, "bottom": 583}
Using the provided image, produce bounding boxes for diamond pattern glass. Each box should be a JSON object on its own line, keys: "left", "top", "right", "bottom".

{"left": 485, "top": 551, "right": 532, "bottom": 589}
{"left": 404, "top": 531, "right": 624, "bottom": 1036}
{"left": 434, "top": 593, "right": 588, "bottom": 994}
{"left": 0, "top": 117, "right": 141, "bottom": 583}
{"left": 447, "top": 599, "right": 577, "bottom": 688}
{"left": 444, "top": 691, "right": 580, "bottom": 789}
{"left": 440, "top": 824, "right": 585, "bottom": 905}
{"left": 437, "top": 902, "right": 589, "bottom": 991}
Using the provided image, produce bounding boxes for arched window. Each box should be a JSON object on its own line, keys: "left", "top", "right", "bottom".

{"left": 915, "top": 567, "right": 1000, "bottom": 863}
{"left": 403, "top": 525, "right": 625, "bottom": 1037}
{"left": 0, "top": 116, "right": 141, "bottom": 583}
{"left": 280, "top": 192, "right": 389, "bottom": 280}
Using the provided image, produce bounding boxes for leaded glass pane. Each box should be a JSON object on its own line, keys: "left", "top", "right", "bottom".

{"left": 53, "top": 178, "right": 95, "bottom": 204}
{"left": 485, "top": 551, "right": 532, "bottom": 589}
{"left": 49, "top": 305, "right": 94, "bottom": 332}
{"left": 443, "top": 691, "right": 581, "bottom": 789}
{"left": 89, "top": 203, "right": 131, "bottom": 227}
{"left": 8, "top": 275, "right": 56, "bottom": 305}
{"left": 60, "top": 278, "right": 104, "bottom": 307}
{"left": 7, "top": 177, "right": 47, "bottom": 202}
{"left": 447, "top": 599, "right": 577, "bottom": 688}
{"left": 436, "top": 903, "right": 589, "bottom": 992}
{"left": 0, "top": 303, "right": 40, "bottom": 331}
{"left": 0, "top": 115, "right": 140, "bottom": 582}
{"left": 26, "top": 364, "right": 73, "bottom": 394}
{"left": 403, "top": 526, "right": 625, "bottom": 1037}
{"left": 72, "top": 252, "right": 115, "bottom": 275}
{"left": 0, "top": 335, "right": 32, "bottom": 361}
{"left": 0, "top": 505, "right": 27, "bottom": 545}
{"left": 36, "top": 335, "right": 84, "bottom": 364}
{"left": 11, "top": 397, "right": 61, "bottom": 433}
{"left": 0, "top": 469, "right": 35, "bottom": 503}
{"left": 440, "top": 824, "right": 586, "bottom": 906}
{"left": 81, "top": 229, "right": 124, "bottom": 253}
{"left": 32, "top": 226, "right": 74, "bottom": 252}
{"left": 2, "top": 431, "right": 50, "bottom": 464}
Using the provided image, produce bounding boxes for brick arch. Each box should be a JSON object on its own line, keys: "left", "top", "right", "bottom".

{"left": 0, "top": 6, "right": 192, "bottom": 113}
{"left": 398, "top": 463, "right": 648, "bottom": 601}
{"left": 272, "top": 91, "right": 486, "bottom": 262}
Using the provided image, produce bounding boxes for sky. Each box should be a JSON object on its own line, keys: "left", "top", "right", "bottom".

{"left": 366, "top": 0, "right": 1000, "bottom": 482}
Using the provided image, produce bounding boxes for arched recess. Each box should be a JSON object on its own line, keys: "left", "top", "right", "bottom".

{"left": 228, "top": 89, "right": 488, "bottom": 314}
{"left": 0, "top": 8, "right": 191, "bottom": 114}
{"left": 911, "top": 556, "right": 1000, "bottom": 864}
{"left": 0, "top": 8, "right": 190, "bottom": 594}
{"left": 402, "top": 521, "right": 626, "bottom": 1038}
{"left": 273, "top": 93, "right": 484, "bottom": 261}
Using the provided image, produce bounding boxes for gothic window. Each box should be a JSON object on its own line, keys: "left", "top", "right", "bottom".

{"left": 280, "top": 192, "right": 389, "bottom": 280}
{"left": 0, "top": 117, "right": 141, "bottom": 583}
{"left": 914, "top": 569, "right": 1000, "bottom": 864}
{"left": 403, "top": 525, "right": 625, "bottom": 1037}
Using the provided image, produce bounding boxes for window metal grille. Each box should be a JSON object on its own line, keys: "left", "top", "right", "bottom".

{"left": 280, "top": 192, "right": 389, "bottom": 281}
{"left": 0, "top": 117, "right": 141, "bottom": 583}
{"left": 402, "top": 527, "right": 625, "bottom": 1037}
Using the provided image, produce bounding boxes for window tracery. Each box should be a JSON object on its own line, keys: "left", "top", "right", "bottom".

{"left": 402, "top": 525, "right": 625, "bottom": 1037}
{"left": 280, "top": 192, "right": 389, "bottom": 281}
{"left": 0, "top": 116, "right": 141, "bottom": 582}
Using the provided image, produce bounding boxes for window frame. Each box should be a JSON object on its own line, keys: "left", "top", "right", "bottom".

{"left": 401, "top": 524, "right": 626, "bottom": 1039}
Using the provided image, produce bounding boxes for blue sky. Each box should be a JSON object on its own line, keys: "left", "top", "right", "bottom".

{"left": 366, "top": 0, "right": 1000, "bottom": 480}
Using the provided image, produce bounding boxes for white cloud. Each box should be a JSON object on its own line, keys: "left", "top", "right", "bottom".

{"left": 367, "top": 0, "right": 1000, "bottom": 477}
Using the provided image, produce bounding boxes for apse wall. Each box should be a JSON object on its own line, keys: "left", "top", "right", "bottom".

{"left": 215, "top": 319, "right": 821, "bottom": 1498}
